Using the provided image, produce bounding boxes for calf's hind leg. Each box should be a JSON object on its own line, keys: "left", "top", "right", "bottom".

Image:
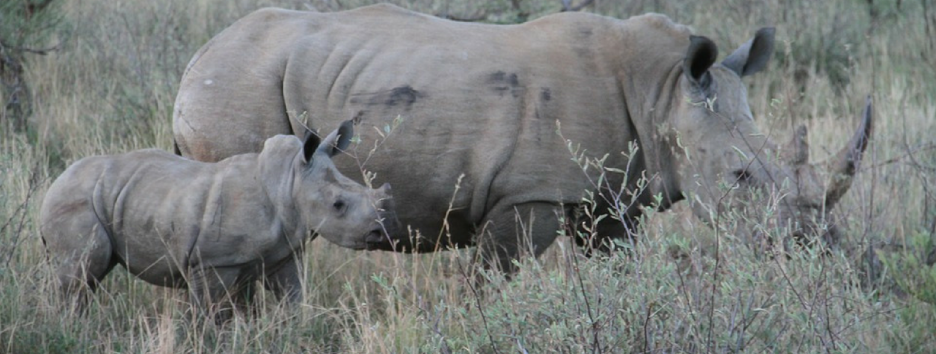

{"left": 43, "top": 218, "right": 117, "bottom": 309}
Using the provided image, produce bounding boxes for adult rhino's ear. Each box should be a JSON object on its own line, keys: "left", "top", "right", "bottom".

{"left": 315, "top": 119, "right": 354, "bottom": 158}
{"left": 722, "top": 27, "right": 775, "bottom": 77}
{"left": 684, "top": 35, "right": 718, "bottom": 88}
{"left": 302, "top": 129, "right": 321, "bottom": 164}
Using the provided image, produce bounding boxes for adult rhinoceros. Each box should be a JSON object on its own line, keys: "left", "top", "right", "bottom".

{"left": 173, "top": 4, "right": 871, "bottom": 272}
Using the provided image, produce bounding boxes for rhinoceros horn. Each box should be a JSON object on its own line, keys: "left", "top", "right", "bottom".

{"left": 782, "top": 124, "right": 810, "bottom": 166}
{"left": 825, "top": 96, "right": 873, "bottom": 207}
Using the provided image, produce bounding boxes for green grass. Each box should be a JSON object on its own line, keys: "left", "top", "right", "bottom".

{"left": 2, "top": 0, "right": 935, "bottom": 352}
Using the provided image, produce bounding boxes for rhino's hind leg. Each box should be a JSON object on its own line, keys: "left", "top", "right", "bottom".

{"left": 572, "top": 209, "right": 639, "bottom": 257}
{"left": 475, "top": 202, "right": 564, "bottom": 276}
{"left": 53, "top": 222, "right": 117, "bottom": 309}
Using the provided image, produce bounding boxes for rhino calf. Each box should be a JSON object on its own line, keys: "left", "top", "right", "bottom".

{"left": 40, "top": 120, "right": 396, "bottom": 316}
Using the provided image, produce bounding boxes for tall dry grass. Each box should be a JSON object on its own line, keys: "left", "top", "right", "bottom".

{"left": 2, "top": 0, "right": 935, "bottom": 352}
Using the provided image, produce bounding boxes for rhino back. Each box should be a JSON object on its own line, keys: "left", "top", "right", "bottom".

{"left": 175, "top": 6, "right": 688, "bottom": 248}
{"left": 43, "top": 149, "right": 280, "bottom": 286}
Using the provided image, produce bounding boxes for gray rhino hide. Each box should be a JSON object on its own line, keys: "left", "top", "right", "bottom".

{"left": 173, "top": 5, "right": 872, "bottom": 272}
{"left": 40, "top": 129, "right": 393, "bottom": 313}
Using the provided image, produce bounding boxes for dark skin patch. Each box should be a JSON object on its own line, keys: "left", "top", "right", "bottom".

{"left": 487, "top": 71, "right": 522, "bottom": 98}
{"left": 385, "top": 86, "right": 421, "bottom": 106}
{"left": 540, "top": 88, "right": 551, "bottom": 102}
{"left": 349, "top": 86, "right": 425, "bottom": 109}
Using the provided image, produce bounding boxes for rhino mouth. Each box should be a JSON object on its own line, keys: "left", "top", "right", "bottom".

{"left": 364, "top": 228, "right": 390, "bottom": 250}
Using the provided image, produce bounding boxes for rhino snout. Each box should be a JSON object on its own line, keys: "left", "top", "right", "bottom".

{"left": 374, "top": 183, "right": 401, "bottom": 234}
{"left": 364, "top": 227, "right": 391, "bottom": 250}
{"left": 361, "top": 183, "right": 399, "bottom": 250}
{"left": 376, "top": 183, "right": 392, "bottom": 200}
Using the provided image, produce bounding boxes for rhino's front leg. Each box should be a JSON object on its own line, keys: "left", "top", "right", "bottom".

{"left": 476, "top": 202, "right": 564, "bottom": 275}
{"left": 187, "top": 265, "right": 240, "bottom": 323}
{"left": 573, "top": 208, "right": 640, "bottom": 256}
{"left": 263, "top": 256, "right": 302, "bottom": 303}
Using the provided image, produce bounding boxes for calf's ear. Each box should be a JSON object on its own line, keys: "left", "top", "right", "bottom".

{"left": 316, "top": 120, "right": 354, "bottom": 158}
{"left": 302, "top": 129, "right": 321, "bottom": 163}
{"left": 684, "top": 35, "right": 718, "bottom": 89}
{"left": 722, "top": 27, "right": 775, "bottom": 77}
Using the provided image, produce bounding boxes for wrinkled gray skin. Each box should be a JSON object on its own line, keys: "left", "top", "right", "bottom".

{"left": 41, "top": 121, "right": 397, "bottom": 316}
{"left": 173, "top": 5, "right": 872, "bottom": 272}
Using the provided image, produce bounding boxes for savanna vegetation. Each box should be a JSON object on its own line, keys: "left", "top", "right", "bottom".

{"left": 2, "top": 0, "right": 935, "bottom": 352}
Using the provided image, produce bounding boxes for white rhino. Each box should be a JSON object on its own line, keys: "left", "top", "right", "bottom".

{"left": 40, "top": 121, "right": 397, "bottom": 315}
{"left": 173, "top": 5, "right": 872, "bottom": 272}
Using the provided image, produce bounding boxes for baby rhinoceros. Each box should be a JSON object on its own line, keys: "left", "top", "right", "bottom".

{"left": 40, "top": 120, "right": 396, "bottom": 317}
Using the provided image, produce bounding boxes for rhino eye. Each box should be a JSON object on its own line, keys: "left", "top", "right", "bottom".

{"left": 333, "top": 200, "right": 346, "bottom": 212}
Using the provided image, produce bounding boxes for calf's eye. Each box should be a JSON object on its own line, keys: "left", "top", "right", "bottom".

{"left": 333, "top": 200, "right": 346, "bottom": 211}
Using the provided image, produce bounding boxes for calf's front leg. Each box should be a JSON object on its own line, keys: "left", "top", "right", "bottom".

{"left": 263, "top": 256, "right": 303, "bottom": 303}
{"left": 187, "top": 265, "right": 240, "bottom": 323}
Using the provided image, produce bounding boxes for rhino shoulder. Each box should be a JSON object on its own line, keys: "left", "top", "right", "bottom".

{"left": 626, "top": 12, "right": 691, "bottom": 37}
{"left": 240, "top": 7, "right": 306, "bottom": 24}
{"left": 125, "top": 148, "right": 177, "bottom": 157}
{"left": 257, "top": 135, "right": 302, "bottom": 164}
{"left": 114, "top": 148, "right": 183, "bottom": 165}
{"left": 348, "top": 3, "right": 422, "bottom": 17}
{"left": 65, "top": 148, "right": 169, "bottom": 172}
{"left": 263, "top": 135, "right": 302, "bottom": 152}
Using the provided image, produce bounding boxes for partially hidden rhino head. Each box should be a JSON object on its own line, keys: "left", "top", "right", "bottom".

{"left": 665, "top": 28, "right": 872, "bottom": 246}
{"left": 259, "top": 120, "right": 399, "bottom": 250}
